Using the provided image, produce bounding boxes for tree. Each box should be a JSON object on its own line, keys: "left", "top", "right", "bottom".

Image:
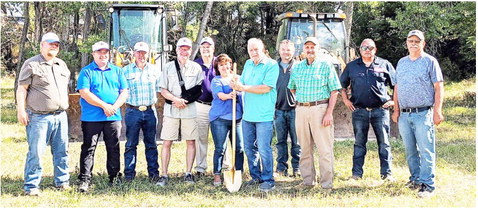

{"left": 191, "top": 1, "right": 214, "bottom": 59}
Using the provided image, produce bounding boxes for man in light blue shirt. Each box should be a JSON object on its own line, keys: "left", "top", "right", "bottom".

{"left": 231, "top": 38, "right": 279, "bottom": 192}
{"left": 122, "top": 42, "right": 161, "bottom": 183}
{"left": 392, "top": 30, "right": 444, "bottom": 198}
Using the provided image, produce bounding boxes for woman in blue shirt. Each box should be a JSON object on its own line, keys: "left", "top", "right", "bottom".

{"left": 209, "top": 54, "right": 244, "bottom": 186}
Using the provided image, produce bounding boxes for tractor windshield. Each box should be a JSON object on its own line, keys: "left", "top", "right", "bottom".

{"left": 278, "top": 18, "right": 346, "bottom": 59}
{"left": 111, "top": 8, "right": 163, "bottom": 53}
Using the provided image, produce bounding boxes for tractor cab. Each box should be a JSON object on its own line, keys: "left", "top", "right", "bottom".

{"left": 109, "top": 4, "right": 173, "bottom": 67}
{"left": 276, "top": 11, "right": 350, "bottom": 74}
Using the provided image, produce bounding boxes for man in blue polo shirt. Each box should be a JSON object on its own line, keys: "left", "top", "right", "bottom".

{"left": 340, "top": 38, "right": 396, "bottom": 181}
{"left": 392, "top": 30, "right": 444, "bottom": 198}
{"left": 76, "top": 41, "right": 129, "bottom": 192}
{"left": 231, "top": 38, "right": 279, "bottom": 192}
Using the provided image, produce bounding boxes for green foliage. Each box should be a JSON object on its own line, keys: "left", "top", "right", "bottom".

{"left": 352, "top": 2, "right": 476, "bottom": 81}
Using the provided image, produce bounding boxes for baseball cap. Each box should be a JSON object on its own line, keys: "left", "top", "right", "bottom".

{"left": 92, "top": 41, "right": 110, "bottom": 52}
{"left": 407, "top": 30, "right": 425, "bottom": 41}
{"left": 41, "top": 32, "right": 60, "bottom": 43}
{"left": 134, "top": 42, "right": 149, "bottom": 52}
{"left": 304, "top": 37, "right": 319, "bottom": 45}
{"left": 200, "top": 37, "right": 214, "bottom": 45}
{"left": 176, "top": 37, "right": 192, "bottom": 48}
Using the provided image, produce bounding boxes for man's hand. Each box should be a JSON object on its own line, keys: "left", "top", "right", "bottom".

{"left": 433, "top": 110, "right": 444, "bottom": 125}
{"left": 382, "top": 100, "right": 395, "bottom": 108}
{"left": 17, "top": 109, "right": 29, "bottom": 125}
{"left": 230, "top": 75, "right": 244, "bottom": 91}
{"left": 342, "top": 98, "right": 355, "bottom": 111}
{"left": 102, "top": 104, "right": 117, "bottom": 117}
{"left": 391, "top": 110, "right": 399, "bottom": 123}
{"left": 322, "top": 113, "right": 333, "bottom": 127}
{"left": 172, "top": 97, "right": 187, "bottom": 109}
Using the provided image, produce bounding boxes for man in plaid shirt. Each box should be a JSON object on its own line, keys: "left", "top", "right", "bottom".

{"left": 288, "top": 37, "right": 342, "bottom": 190}
{"left": 123, "top": 42, "right": 161, "bottom": 183}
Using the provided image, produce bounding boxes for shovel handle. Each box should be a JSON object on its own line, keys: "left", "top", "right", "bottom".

{"left": 231, "top": 63, "right": 237, "bottom": 168}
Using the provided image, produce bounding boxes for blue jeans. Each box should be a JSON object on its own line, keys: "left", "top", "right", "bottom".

{"left": 124, "top": 108, "right": 159, "bottom": 179}
{"left": 274, "top": 109, "right": 300, "bottom": 172}
{"left": 352, "top": 108, "right": 392, "bottom": 177}
{"left": 210, "top": 118, "right": 244, "bottom": 174}
{"left": 24, "top": 111, "right": 69, "bottom": 191}
{"left": 242, "top": 120, "right": 274, "bottom": 183}
{"left": 399, "top": 108, "right": 436, "bottom": 190}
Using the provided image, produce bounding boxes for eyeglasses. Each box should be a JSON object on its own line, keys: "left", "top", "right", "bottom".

{"left": 407, "top": 39, "right": 422, "bottom": 44}
{"left": 360, "top": 46, "right": 375, "bottom": 51}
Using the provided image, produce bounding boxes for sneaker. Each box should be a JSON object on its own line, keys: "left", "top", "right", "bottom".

{"left": 56, "top": 184, "right": 72, "bottom": 191}
{"left": 405, "top": 181, "right": 421, "bottom": 190}
{"left": 184, "top": 173, "right": 195, "bottom": 184}
{"left": 78, "top": 181, "right": 89, "bottom": 192}
{"left": 25, "top": 188, "right": 41, "bottom": 196}
{"left": 381, "top": 174, "right": 395, "bottom": 182}
{"left": 417, "top": 184, "right": 434, "bottom": 198}
{"left": 155, "top": 176, "right": 169, "bottom": 187}
{"left": 275, "top": 170, "right": 288, "bottom": 177}
{"left": 149, "top": 176, "right": 160, "bottom": 183}
{"left": 292, "top": 170, "right": 301, "bottom": 177}
{"left": 245, "top": 179, "right": 262, "bottom": 186}
{"left": 259, "top": 182, "right": 275, "bottom": 192}
{"left": 109, "top": 175, "right": 123, "bottom": 186}
{"left": 195, "top": 171, "right": 205, "bottom": 178}
{"left": 350, "top": 175, "right": 362, "bottom": 180}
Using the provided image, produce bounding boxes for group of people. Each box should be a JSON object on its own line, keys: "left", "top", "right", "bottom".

{"left": 17, "top": 29, "right": 443, "bottom": 198}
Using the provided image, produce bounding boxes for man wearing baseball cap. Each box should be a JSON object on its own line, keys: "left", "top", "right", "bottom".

{"left": 192, "top": 37, "right": 222, "bottom": 177}
{"left": 76, "top": 41, "right": 129, "bottom": 192}
{"left": 17, "top": 32, "right": 71, "bottom": 196}
{"left": 392, "top": 30, "right": 444, "bottom": 198}
{"left": 288, "top": 37, "right": 342, "bottom": 190}
{"left": 157, "top": 37, "right": 204, "bottom": 186}
{"left": 122, "top": 42, "right": 162, "bottom": 184}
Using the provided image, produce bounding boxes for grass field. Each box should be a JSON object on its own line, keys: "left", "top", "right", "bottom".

{"left": 1, "top": 75, "right": 476, "bottom": 207}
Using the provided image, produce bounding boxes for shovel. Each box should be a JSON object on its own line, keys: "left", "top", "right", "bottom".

{"left": 224, "top": 62, "right": 242, "bottom": 193}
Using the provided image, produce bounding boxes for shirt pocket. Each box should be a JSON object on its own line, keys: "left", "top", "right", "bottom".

{"left": 32, "top": 66, "right": 50, "bottom": 86}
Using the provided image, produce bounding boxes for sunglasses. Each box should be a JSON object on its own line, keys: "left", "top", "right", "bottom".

{"left": 360, "top": 46, "right": 375, "bottom": 51}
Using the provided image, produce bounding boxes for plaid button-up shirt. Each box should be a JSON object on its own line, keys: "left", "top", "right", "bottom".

{"left": 288, "top": 58, "right": 342, "bottom": 102}
{"left": 123, "top": 63, "right": 161, "bottom": 106}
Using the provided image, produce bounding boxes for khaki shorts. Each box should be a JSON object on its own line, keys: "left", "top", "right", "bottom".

{"left": 160, "top": 116, "right": 198, "bottom": 141}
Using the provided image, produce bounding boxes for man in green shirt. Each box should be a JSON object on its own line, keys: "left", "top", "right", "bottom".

{"left": 288, "top": 37, "right": 342, "bottom": 189}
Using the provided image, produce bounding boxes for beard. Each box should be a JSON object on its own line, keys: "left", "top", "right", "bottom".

{"left": 47, "top": 50, "right": 59, "bottom": 57}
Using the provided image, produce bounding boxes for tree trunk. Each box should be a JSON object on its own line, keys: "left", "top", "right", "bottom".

{"left": 343, "top": 2, "right": 354, "bottom": 61}
{"left": 34, "top": 2, "right": 42, "bottom": 44}
{"left": 191, "top": 1, "right": 214, "bottom": 59}
{"left": 14, "top": 2, "right": 31, "bottom": 102}
{"left": 81, "top": 5, "right": 92, "bottom": 68}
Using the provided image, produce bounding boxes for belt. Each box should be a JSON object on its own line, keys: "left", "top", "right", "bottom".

{"left": 297, "top": 99, "right": 328, "bottom": 107}
{"left": 197, "top": 100, "right": 211, "bottom": 105}
{"left": 401, "top": 106, "right": 431, "bottom": 113}
{"left": 126, "top": 104, "right": 153, "bottom": 111}
{"left": 32, "top": 110, "right": 64, "bottom": 115}
{"left": 356, "top": 106, "right": 381, "bottom": 111}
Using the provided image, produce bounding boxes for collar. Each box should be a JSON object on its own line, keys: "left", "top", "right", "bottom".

{"left": 358, "top": 56, "right": 378, "bottom": 65}
{"left": 91, "top": 61, "right": 112, "bottom": 71}
{"left": 39, "top": 54, "right": 59, "bottom": 65}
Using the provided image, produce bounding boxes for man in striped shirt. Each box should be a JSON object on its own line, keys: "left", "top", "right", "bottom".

{"left": 122, "top": 42, "right": 161, "bottom": 183}
{"left": 288, "top": 37, "right": 342, "bottom": 190}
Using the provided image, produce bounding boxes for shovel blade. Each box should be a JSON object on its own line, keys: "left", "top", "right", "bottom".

{"left": 224, "top": 169, "right": 242, "bottom": 193}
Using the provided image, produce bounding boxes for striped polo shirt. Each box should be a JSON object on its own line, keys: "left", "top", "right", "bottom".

{"left": 288, "top": 58, "right": 342, "bottom": 103}
{"left": 123, "top": 63, "right": 161, "bottom": 106}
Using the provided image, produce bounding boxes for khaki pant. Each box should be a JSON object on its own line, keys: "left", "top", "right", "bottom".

{"left": 194, "top": 102, "right": 211, "bottom": 172}
{"left": 296, "top": 104, "right": 334, "bottom": 188}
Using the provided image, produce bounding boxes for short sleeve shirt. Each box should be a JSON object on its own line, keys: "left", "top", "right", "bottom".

{"left": 159, "top": 60, "right": 204, "bottom": 119}
{"left": 240, "top": 57, "right": 279, "bottom": 122}
{"left": 76, "top": 62, "right": 128, "bottom": 121}
{"left": 123, "top": 63, "right": 161, "bottom": 106}
{"left": 288, "top": 58, "right": 342, "bottom": 102}
{"left": 340, "top": 56, "right": 396, "bottom": 107}
{"left": 209, "top": 75, "right": 243, "bottom": 122}
{"left": 194, "top": 57, "right": 216, "bottom": 103}
{"left": 17, "top": 54, "right": 71, "bottom": 113}
{"left": 393, "top": 53, "right": 444, "bottom": 109}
